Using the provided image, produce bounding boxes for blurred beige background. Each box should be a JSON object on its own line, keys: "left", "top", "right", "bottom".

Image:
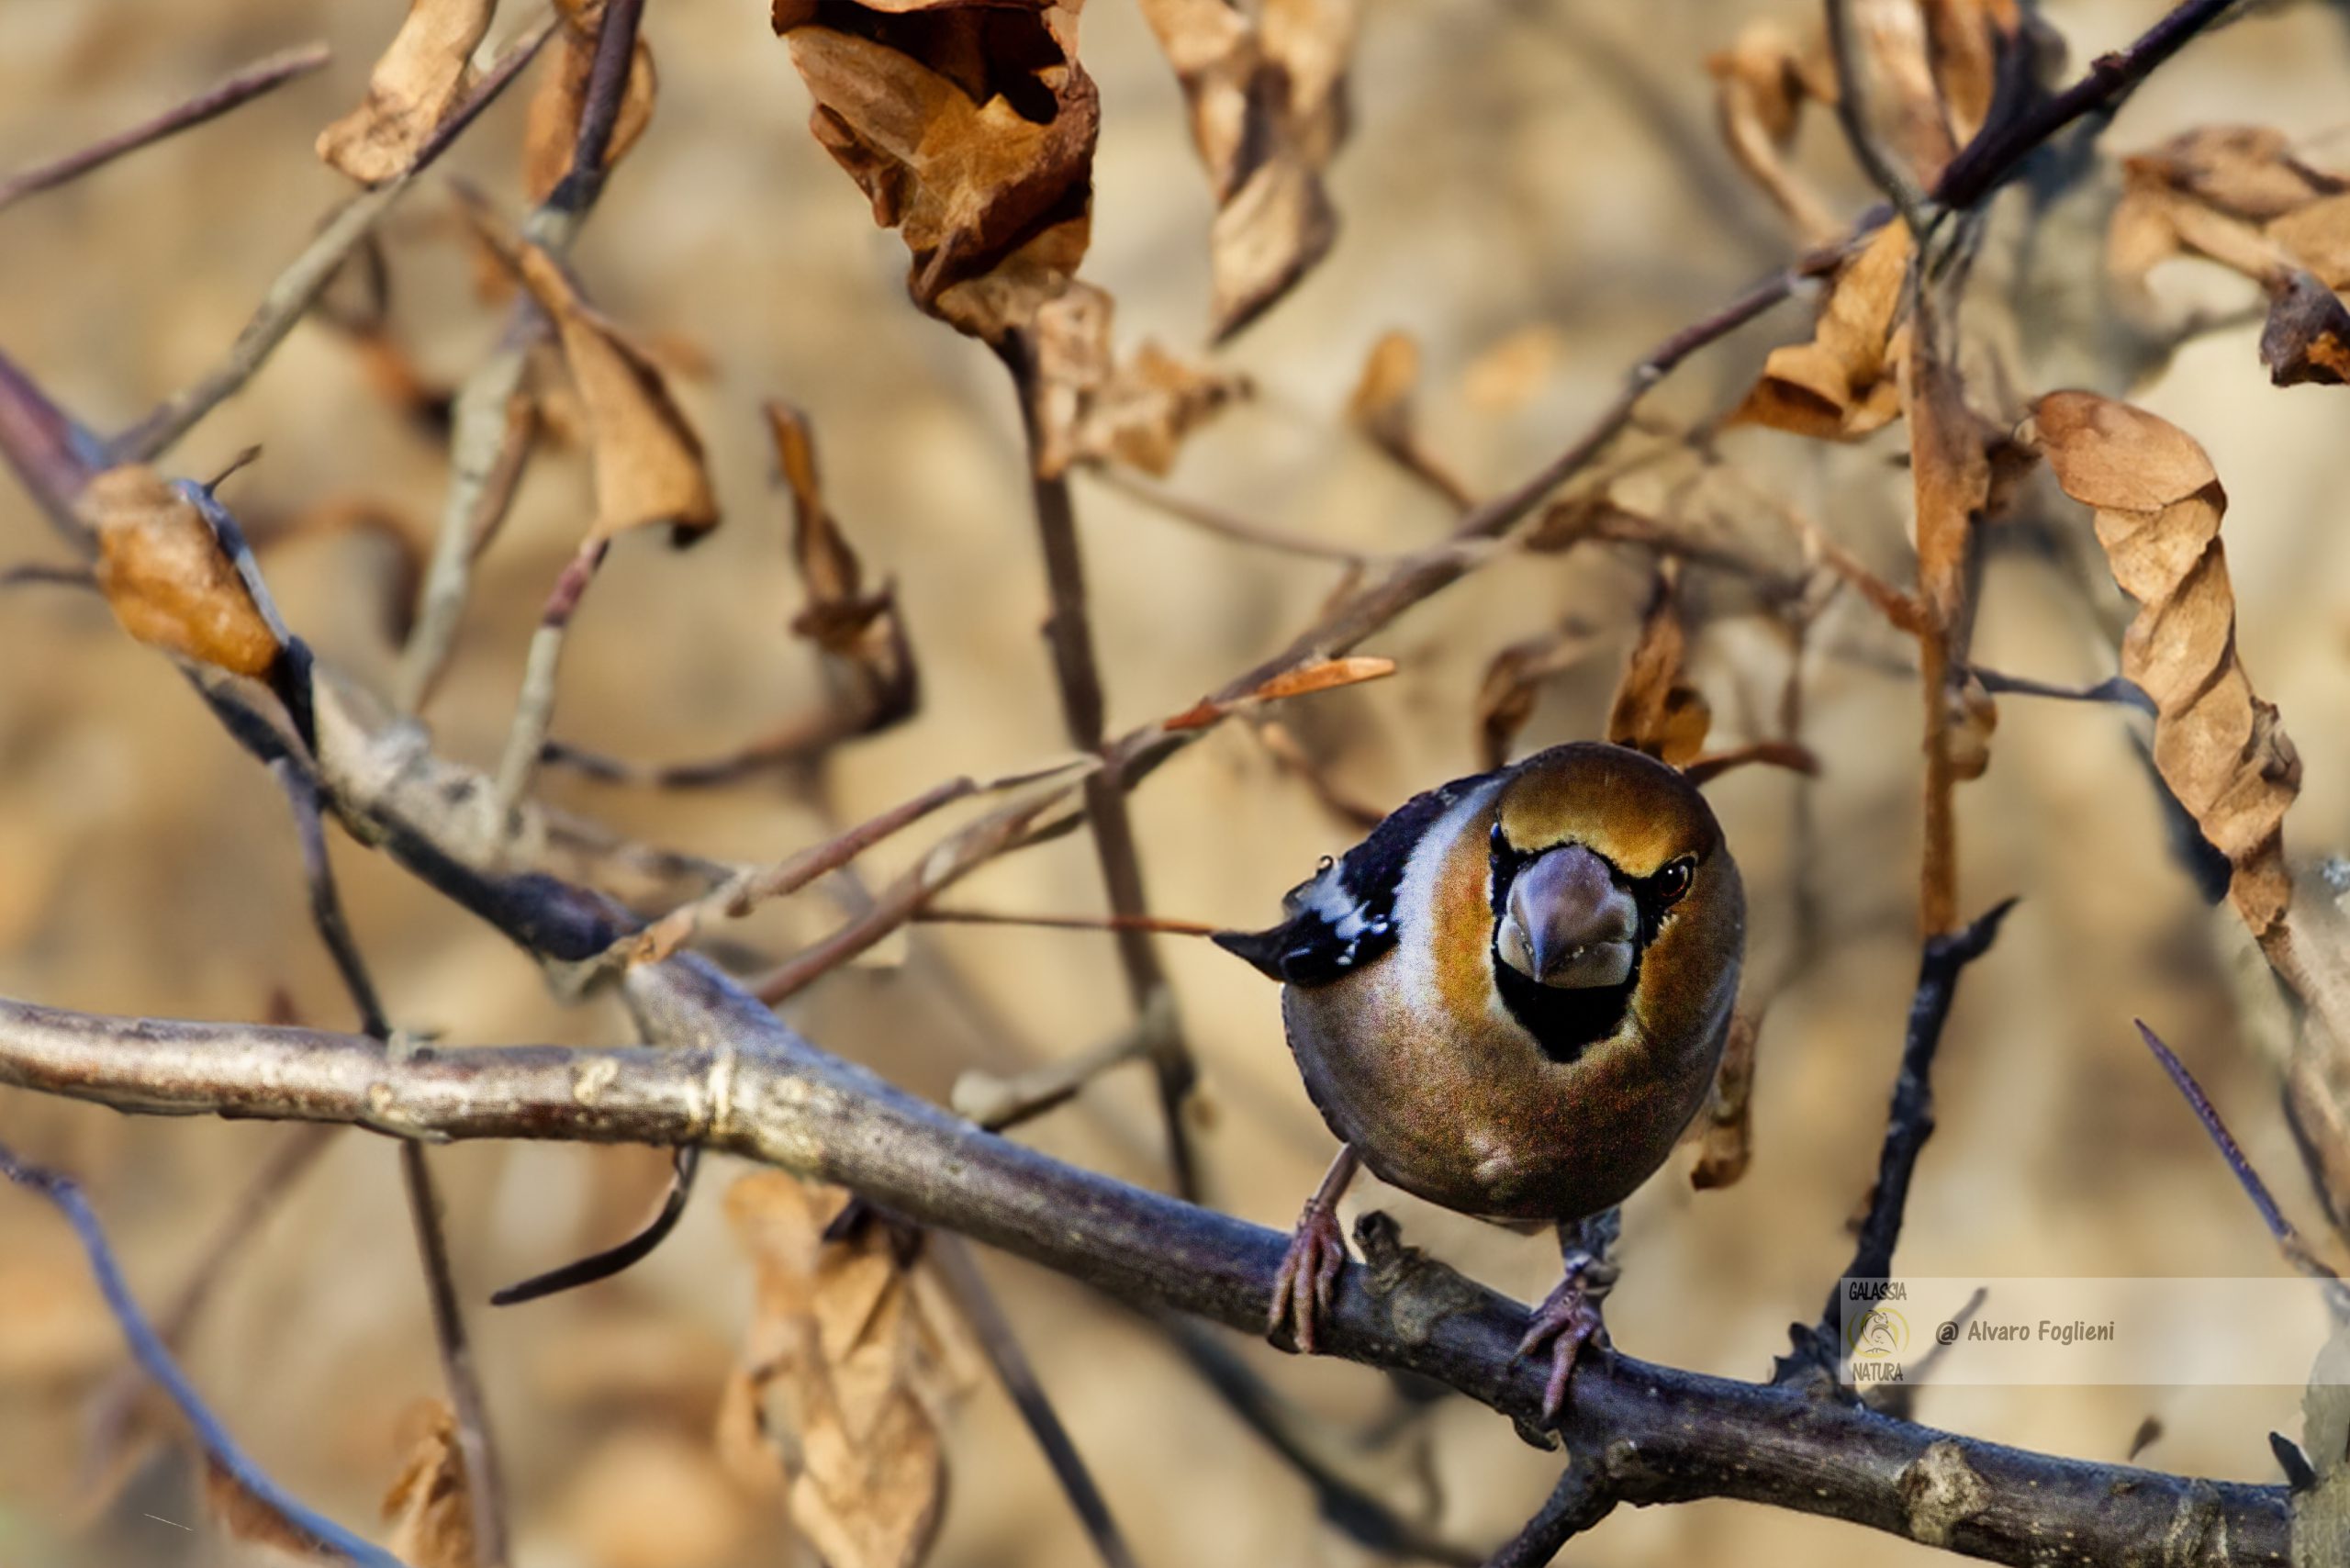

{"left": 6, "top": 1, "right": 2350, "bottom": 1563}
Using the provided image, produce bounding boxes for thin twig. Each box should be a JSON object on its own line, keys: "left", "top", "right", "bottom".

{"left": 81, "top": 1123, "right": 340, "bottom": 1494}
{"left": 491, "top": 1148, "right": 699, "bottom": 1306}
{"left": 1824, "top": 0, "right": 1934, "bottom": 233}
{"left": 111, "top": 18, "right": 555, "bottom": 465}
{"left": 0, "top": 43, "right": 331, "bottom": 215}
{"left": 951, "top": 996, "right": 1177, "bottom": 1133}
{"left": 613, "top": 774, "right": 985, "bottom": 970}
{"left": 1149, "top": 1315, "right": 1481, "bottom": 1567}
{"left": 1481, "top": 1453, "right": 1617, "bottom": 1568}
{"left": 1091, "top": 469, "right": 1386, "bottom": 566}
{"left": 397, "top": 0, "right": 645, "bottom": 711}
{"left": 274, "top": 764, "right": 509, "bottom": 1568}
{"left": 917, "top": 908, "right": 1221, "bottom": 937}
{"left": 0, "top": 1141, "right": 408, "bottom": 1568}
{"left": 1779, "top": 898, "right": 2018, "bottom": 1392}
{"left": 2136, "top": 1020, "right": 2350, "bottom": 1312}
{"left": 491, "top": 539, "right": 609, "bottom": 834}
{"left": 1005, "top": 337, "right": 1201, "bottom": 1200}
{"left": 927, "top": 1235, "right": 1143, "bottom": 1568}
{"left": 1969, "top": 665, "right": 2155, "bottom": 716}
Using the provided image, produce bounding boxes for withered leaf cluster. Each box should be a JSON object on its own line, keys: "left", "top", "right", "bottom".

{"left": 1030, "top": 286, "right": 1247, "bottom": 478}
{"left": 2111, "top": 127, "right": 2350, "bottom": 388}
{"left": 721, "top": 1174, "right": 974, "bottom": 1568}
{"left": 773, "top": 0, "right": 1100, "bottom": 347}
{"left": 1137, "top": 0, "right": 1359, "bottom": 339}
{"left": 2033, "top": 390, "right": 2300, "bottom": 935}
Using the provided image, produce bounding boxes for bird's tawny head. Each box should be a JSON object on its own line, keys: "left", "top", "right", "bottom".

{"left": 1486, "top": 742, "right": 1741, "bottom": 1058}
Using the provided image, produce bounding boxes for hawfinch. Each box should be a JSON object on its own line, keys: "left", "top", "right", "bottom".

{"left": 1217, "top": 741, "right": 1745, "bottom": 1417}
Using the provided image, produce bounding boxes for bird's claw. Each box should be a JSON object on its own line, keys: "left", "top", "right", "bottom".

{"left": 1268, "top": 1197, "right": 1349, "bottom": 1354}
{"left": 1516, "top": 1226, "right": 1618, "bottom": 1425}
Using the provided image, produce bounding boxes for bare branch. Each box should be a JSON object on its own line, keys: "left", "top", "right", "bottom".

{"left": 0, "top": 1140, "right": 409, "bottom": 1568}
{"left": 111, "top": 19, "right": 556, "bottom": 465}
{"left": 0, "top": 986, "right": 2293, "bottom": 1564}
{"left": 0, "top": 42, "right": 331, "bottom": 215}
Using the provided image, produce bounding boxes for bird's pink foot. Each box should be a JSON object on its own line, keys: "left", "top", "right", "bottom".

{"left": 1516, "top": 1214, "right": 1620, "bottom": 1424}
{"left": 1268, "top": 1146, "right": 1361, "bottom": 1353}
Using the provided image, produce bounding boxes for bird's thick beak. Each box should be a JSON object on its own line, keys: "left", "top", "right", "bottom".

{"left": 1497, "top": 844, "right": 1639, "bottom": 990}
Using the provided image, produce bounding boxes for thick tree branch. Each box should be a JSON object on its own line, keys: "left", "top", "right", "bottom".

{"left": 0, "top": 988, "right": 2294, "bottom": 1564}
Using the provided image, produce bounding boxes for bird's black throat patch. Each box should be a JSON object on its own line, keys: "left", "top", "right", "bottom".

{"left": 1491, "top": 954, "right": 1638, "bottom": 1063}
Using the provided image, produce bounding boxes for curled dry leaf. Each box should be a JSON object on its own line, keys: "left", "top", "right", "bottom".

{"left": 83, "top": 465, "right": 282, "bottom": 678}
{"left": 1690, "top": 1011, "right": 1761, "bottom": 1191}
{"left": 719, "top": 1174, "right": 975, "bottom": 1568}
{"left": 1345, "top": 329, "right": 1472, "bottom": 506}
{"left": 773, "top": 0, "right": 1099, "bottom": 345}
{"left": 474, "top": 218, "right": 718, "bottom": 543}
{"left": 382, "top": 1399, "right": 475, "bottom": 1568}
{"left": 1030, "top": 285, "right": 1246, "bottom": 477}
{"left": 1919, "top": 0, "right": 2020, "bottom": 149}
{"left": 522, "top": 0, "right": 659, "bottom": 202}
{"left": 1729, "top": 218, "right": 1912, "bottom": 441}
{"left": 317, "top": 0, "right": 497, "bottom": 185}
{"left": 2032, "top": 391, "right": 2300, "bottom": 935}
{"left": 768, "top": 402, "right": 916, "bottom": 722}
{"left": 1707, "top": 20, "right": 1841, "bottom": 245}
{"left": 1842, "top": 0, "right": 1960, "bottom": 185}
{"left": 2111, "top": 127, "right": 2350, "bottom": 302}
{"left": 1605, "top": 567, "right": 1710, "bottom": 767}
{"left": 1161, "top": 654, "right": 1395, "bottom": 732}
{"left": 1474, "top": 623, "right": 1604, "bottom": 771}
{"left": 1137, "top": 0, "right": 1358, "bottom": 339}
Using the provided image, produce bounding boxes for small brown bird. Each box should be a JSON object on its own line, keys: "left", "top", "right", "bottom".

{"left": 1217, "top": 741, "right": 1744, "bottom": 1415}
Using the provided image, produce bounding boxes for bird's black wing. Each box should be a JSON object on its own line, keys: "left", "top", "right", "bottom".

{"left": 1214, "top": 772, "right": 1484, "bottom": 986}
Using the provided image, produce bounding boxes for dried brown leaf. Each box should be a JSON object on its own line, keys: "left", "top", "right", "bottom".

{"left": 1706, "top": 20, "right": 1841, "bottom": 245}
{"left": 2034, "top": 391, "right": 2300, "bottom": 934}
{"left": 522, "top": 0, "right": 659, "bottom": 203}
{"left": 722, "top": 1174, "right": 974, "bottom": 1568}
{"left": 84, "top": 465, "right": 282, "bottom": 678}
{"left": 764, "top": 403, "right": 917, "bottom": 741}
{"left": 2267, "top": 193, "right": 2350, "bottom": 290}
{"left": 1137, "top": 0, "right": 1357, "bottom": 338}
{"left": 1605, "top": 569, "right": 1710, "bottom": 767}
{"left": 1030, "top": 285, "right": 1245, "bottom": 476}
{"left": 774, "top": 4, "right": 1100, "bottom": 345}
{"left": 381, "top": 1400, "right": 474, "bottom": 1568}
{"left": 1689, "top": 1012, "right": 1761, "bottom": 1190}
{"left": 1473, "top": 625, "right": 1603, "bottom": 771}
{"left": 1163, "top": 655, "right": 1394, "bottom": 731}
{"left": 477, "top": 226, "right": 717, "bottom": 543}
{"left": 1730, "top": 219, "right": 1912, "bottom": 441}
{"left": 2262, "top": 271, "right": 2350, "bottom": 387}
{"left": 2112, "top": 129, "right": 2350, "bottom": 297}
{"left": 1847, "top": 0, "right": 1958, "bottom": 184}
{"left": 317, "top": 0, "right": 496, "bottom": 185}
{"left": 1919, "top": 0, "right": 2019, "bottom": 148}
{"left": 203, "top": 1457, "right": 336, "bottom": 1560}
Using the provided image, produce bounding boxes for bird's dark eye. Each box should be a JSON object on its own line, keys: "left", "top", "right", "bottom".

{"left": 1649, "top": 857, "right": 1695, "bottom": 907}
